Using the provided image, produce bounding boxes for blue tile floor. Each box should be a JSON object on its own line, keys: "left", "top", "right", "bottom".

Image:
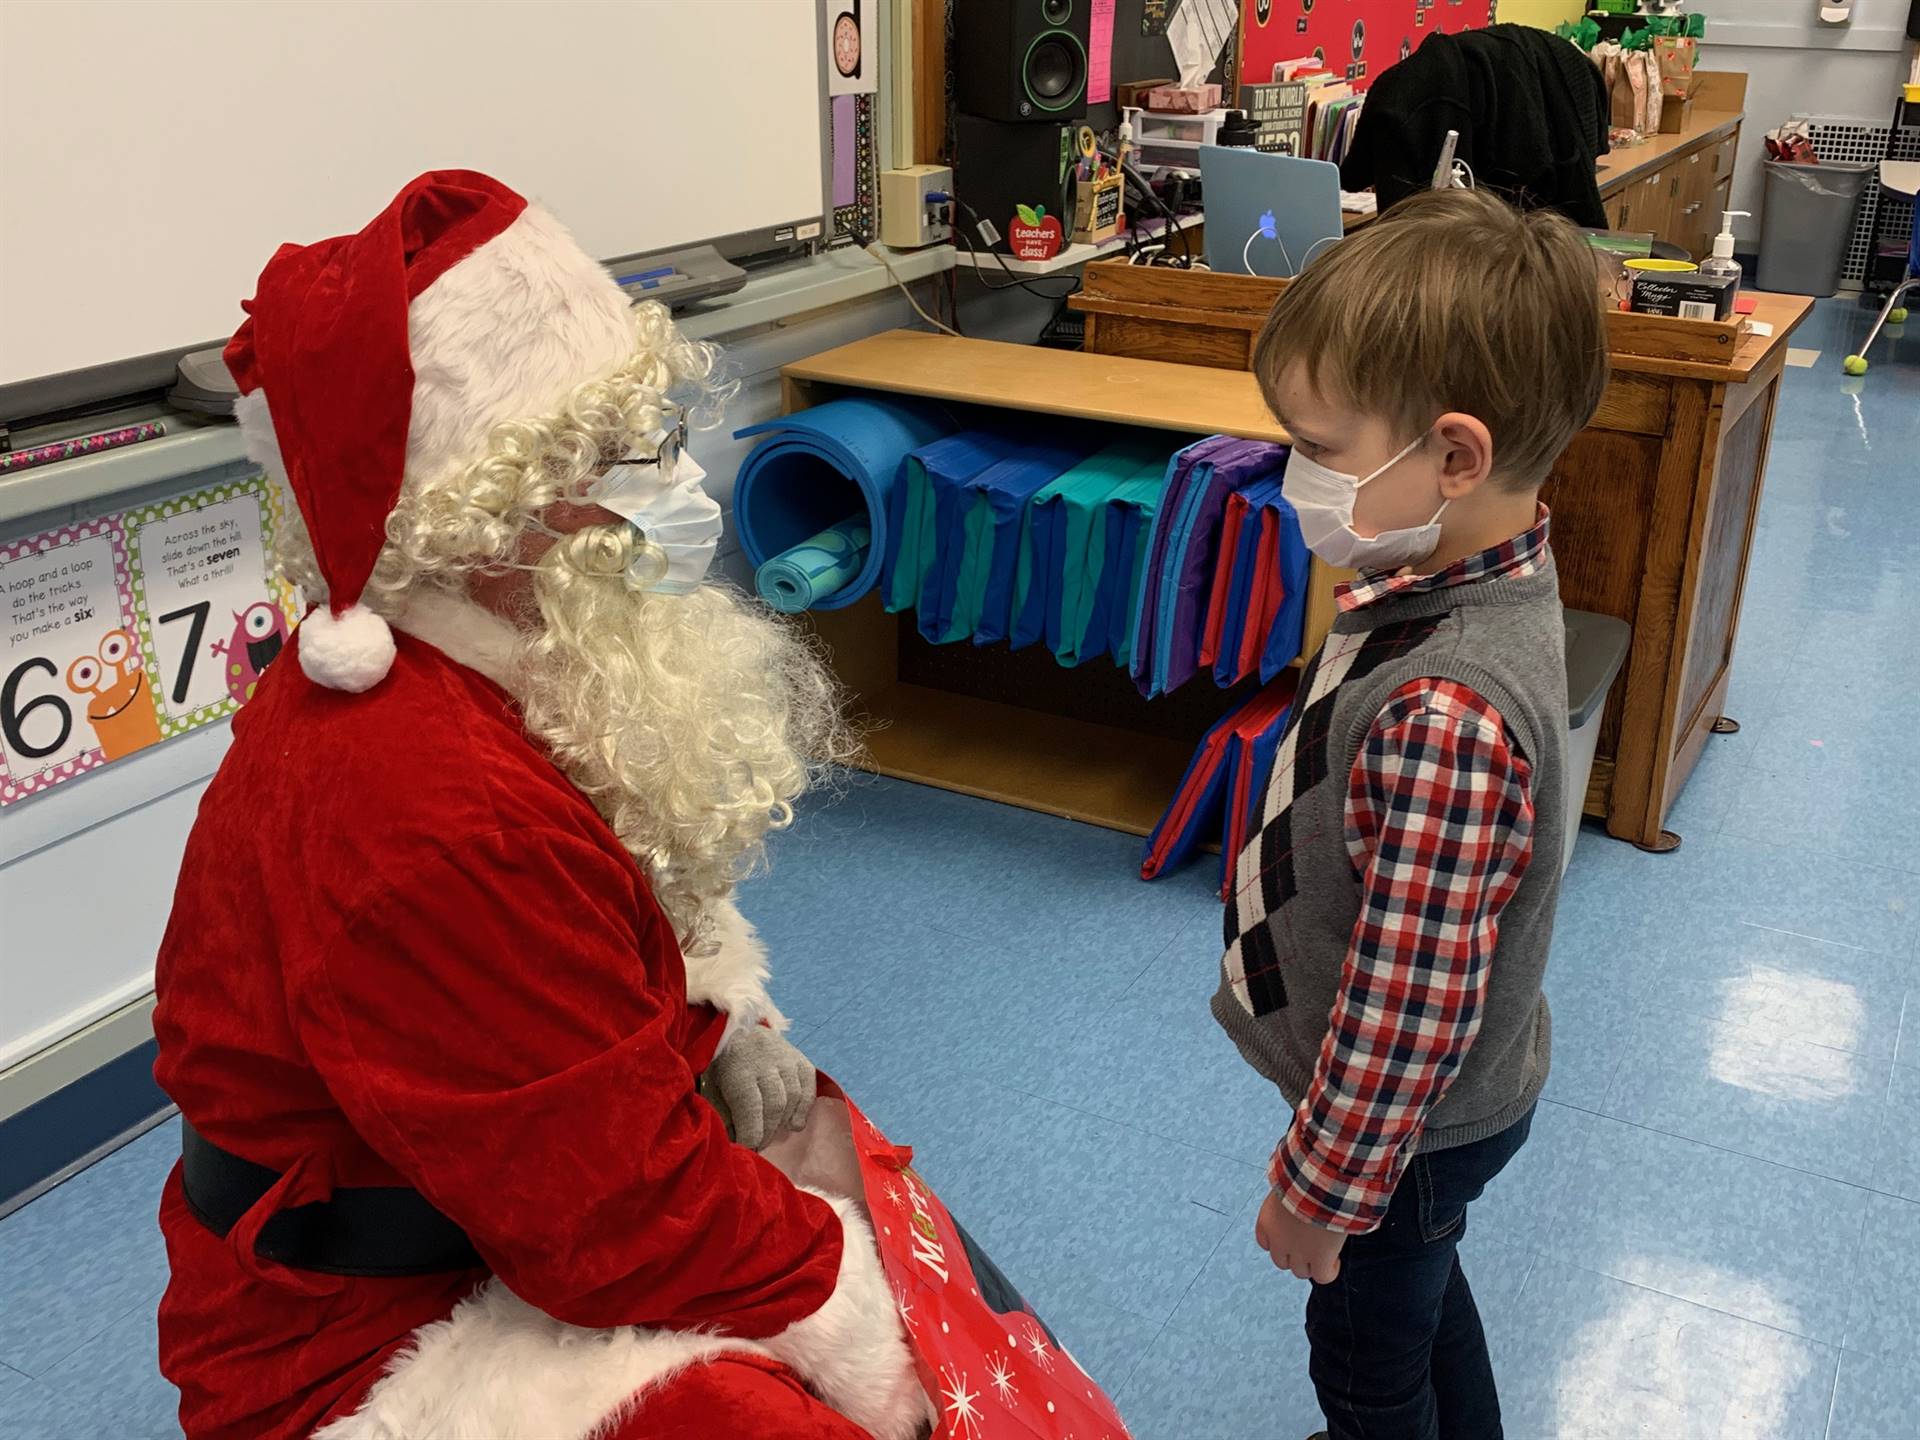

{"left": 3, "top": 296, "right": 1918, "bottom": 1437}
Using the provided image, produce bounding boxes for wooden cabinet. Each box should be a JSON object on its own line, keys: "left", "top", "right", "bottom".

{"left": 778, "top": 333, "right": 1344, "bottom": 837}
{"left": 1670, "top": 150, "right": 1717, "bottom": 261}
{"left": 1640, "top": 169, "right": 1675, "bottom": 240}
{"left": 1595, "top": 71, "right": 1747, "bottom": 261}
{"left": 1065, "top": 261, "right": 1812, "bottom": 851}
{"left": 1603, "top": 125, "right": 1740, "bottom": 258}
{"left": 1541, "top": 314, "right": 1806, "bottom": 849}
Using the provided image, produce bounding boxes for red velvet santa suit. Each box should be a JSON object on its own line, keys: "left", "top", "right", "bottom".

{"left": 154, "top": 615, "right": 889, "bottom": 1438}
{"left": 152, "top": 171, "right": 927, "bottom": 1440}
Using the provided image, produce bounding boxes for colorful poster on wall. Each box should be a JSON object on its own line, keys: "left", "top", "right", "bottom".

{"left": 1240, "top": 0, "right": 1493, "bottom": 94}
{"left": 1089, "top": 0, "right": 1117, "bottom": 105}
{"left": 123, "top": 477, "right": 295, "bottom": 734}
{"left": 0, "top": 518, "right": 152, "bottom": 804}
{"left": 0, "top": 473, "right": 296, "bottom": 808}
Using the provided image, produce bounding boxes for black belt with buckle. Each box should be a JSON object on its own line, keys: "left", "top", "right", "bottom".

{"left": 179, "top": 1120, "right": 482, "bottom": 1277}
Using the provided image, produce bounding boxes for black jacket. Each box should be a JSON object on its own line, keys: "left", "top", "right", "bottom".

{"left": 1340, "top": 25, "right": 1610, "bottom": 227}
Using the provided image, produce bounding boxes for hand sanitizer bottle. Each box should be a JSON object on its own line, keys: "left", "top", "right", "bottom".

{"left": 1698, "top": 211, "right": 1751, "bottom": 296}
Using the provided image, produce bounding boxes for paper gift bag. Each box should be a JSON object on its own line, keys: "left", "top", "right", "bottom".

{"left": 1602, "top": 49, "right": 1636, "bottom": 132}
{"left": 1653, "top": 35, "right": 1697, "bottom": 100}
{"left": 763, "top": 1081, "right": 1134, "bottom": 1440}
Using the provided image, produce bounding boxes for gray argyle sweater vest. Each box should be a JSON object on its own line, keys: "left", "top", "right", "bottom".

{"left": 1212, "top": 558, "right": 1568, "bottom": 1154}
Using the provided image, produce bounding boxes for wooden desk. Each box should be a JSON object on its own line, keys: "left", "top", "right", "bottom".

{"left": 1066, "top": 262, "right": 1813, "bottom": 851}
{"left": 1550, "top": 290, "right": 1812, "bottom": 850}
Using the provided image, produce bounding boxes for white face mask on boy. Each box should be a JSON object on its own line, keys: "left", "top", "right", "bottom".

{"left": 1281, "top": 427, "right": 1448, "bottom": 573}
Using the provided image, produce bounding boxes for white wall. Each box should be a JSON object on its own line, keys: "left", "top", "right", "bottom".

{"left": 1, "top": 751, "right": 221, "bottom": 1069}
{"left": 1703, "top": 2, "right": 1915, "bottom": 248}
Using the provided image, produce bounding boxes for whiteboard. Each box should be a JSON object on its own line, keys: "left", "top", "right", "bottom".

{"left": 0, "top": 0, "right": 826, "bottom": 389}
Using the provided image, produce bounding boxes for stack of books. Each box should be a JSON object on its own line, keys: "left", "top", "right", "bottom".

{"left": 1240, "top": 55, "right": 1364, "bottom": 163}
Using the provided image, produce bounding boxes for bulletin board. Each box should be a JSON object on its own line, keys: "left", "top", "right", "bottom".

{"left": 1239, "top": 0, "right": 1495, "bottom": 94}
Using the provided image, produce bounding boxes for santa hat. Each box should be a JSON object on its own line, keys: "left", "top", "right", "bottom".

{"left": 225, "top": 169, "right": 635, "bottom": 692}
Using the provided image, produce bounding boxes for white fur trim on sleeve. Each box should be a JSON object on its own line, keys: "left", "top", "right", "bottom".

{"left": 760, "top": 1189, "right": 935, "bottom": 1440}
{"left": 683, "top": 898, "right": 787, "bottom": 1051}
{"left": 312, "top": 1279, "right": 760, "bottom": 1440}
{"left": 297, "top": 603, "right": 397, "bottom": 692}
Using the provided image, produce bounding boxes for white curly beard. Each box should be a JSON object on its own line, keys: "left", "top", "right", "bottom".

{"left": 513, "top": 527, "right": 854, "bottom": 949}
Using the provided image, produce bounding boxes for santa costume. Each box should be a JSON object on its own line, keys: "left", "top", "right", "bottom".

{"left": 152, "top": 171, "right": 930, "bottom": 1440}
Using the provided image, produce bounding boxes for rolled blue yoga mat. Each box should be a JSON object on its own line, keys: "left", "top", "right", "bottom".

{"left": 754, "top": 517, "right": 872, "bottom": 613}
{"left": 733, "top": 396, "right": 956, "bottom": 612}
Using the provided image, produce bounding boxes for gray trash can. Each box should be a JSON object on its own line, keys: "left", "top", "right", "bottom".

{"left": 1563, "top": 609, "right": 1631, "bottom": 873}
{"left": 1757, "top": 160, "right": 1873, "bottom": 296}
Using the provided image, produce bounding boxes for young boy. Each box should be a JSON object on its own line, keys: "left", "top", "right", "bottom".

{"left": 1212, "top": 186, "right": 1608, "bottom": 1440}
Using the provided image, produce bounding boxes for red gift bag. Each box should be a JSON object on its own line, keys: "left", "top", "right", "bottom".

{"left": 764, "top": 1081, "right": 1134, "bottom": 1440}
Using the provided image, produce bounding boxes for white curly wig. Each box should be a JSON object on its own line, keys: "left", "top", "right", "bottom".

{"left": 263, "top": 296, "right": 854, "bottom": 948}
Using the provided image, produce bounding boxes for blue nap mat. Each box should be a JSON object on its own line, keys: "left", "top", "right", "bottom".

{"left": 733, "top": 395, "right": 956, "bottom": 611}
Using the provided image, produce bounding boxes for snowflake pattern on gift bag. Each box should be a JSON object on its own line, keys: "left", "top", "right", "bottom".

{"left": 839, "top": 1086, "right": 1131, "bottom": 1439}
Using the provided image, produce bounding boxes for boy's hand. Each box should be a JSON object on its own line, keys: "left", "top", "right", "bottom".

{"left": 1255, "top": 1188, "right": 1346, "bottom": 1283}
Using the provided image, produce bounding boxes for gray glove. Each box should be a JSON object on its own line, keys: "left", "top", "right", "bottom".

{"left": 705, "top": 1026, "right": 817, "bottom": 1151}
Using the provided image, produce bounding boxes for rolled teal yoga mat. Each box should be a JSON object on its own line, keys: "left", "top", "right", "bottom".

{"left": 754, "top": 518, "right": 872, "bottom": 614}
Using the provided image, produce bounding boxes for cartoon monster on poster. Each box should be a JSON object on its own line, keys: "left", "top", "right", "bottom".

{"left": 64, "top": 627, "right": 163, "bottom": 762}
{"left": 209, "top": 600, "right": 289, "bottom": 704}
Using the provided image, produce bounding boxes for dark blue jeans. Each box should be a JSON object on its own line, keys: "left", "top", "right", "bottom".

{"left": 1304, "top": 1106, "right": 1534, "bottom": 1440}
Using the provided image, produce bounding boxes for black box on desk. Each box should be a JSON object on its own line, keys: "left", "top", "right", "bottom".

{"left": 1630, "top": 270, "right": 1738, "bottom": 322}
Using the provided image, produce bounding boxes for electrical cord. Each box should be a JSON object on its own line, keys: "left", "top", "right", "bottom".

{"left": 864, "top": 242, "right": 962, "bottom": 336}
{"left": 1241, "top": 224, "right": 1344, "bottom": 277}
{"left": 944, "top": 259, "right": 963, "bottom": 336}
{"left": 952, "top": 199, "right": 1082, "bottom": 299}
{"left": 1118, "top": 159, "right": 1196, "bottom": 267}
{"left": 1300, "top": 233, "right": 1343, "bottom": 269}
{"left": 1241, "top": 226, "right": 1296, "bottom": 277}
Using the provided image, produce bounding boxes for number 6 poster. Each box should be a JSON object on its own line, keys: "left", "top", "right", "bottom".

{"left": 0, "top": 518, "right": 155, "bottom": 803}
{"left": 0, "top": 473, "right": 297, "bottom": 807}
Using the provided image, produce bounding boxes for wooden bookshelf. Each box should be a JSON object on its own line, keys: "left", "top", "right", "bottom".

{"left": 782, "top": 332, "right": 1340, "bottom": 834}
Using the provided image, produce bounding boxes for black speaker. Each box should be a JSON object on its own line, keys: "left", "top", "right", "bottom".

{"left": 953, "top": 112, "right": 1077, "bottom": 255}
{"left": 953, "top": 0, "right": 1092, "bottom": 123}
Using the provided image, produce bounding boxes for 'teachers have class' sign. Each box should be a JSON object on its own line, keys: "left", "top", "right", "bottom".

{"left": 0, "top": 472, "right": 298, "bottom": 807}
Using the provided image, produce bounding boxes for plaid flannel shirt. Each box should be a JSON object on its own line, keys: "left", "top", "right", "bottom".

{"left": 1270, "top": 512, "right": 1547, "bottom": 1234}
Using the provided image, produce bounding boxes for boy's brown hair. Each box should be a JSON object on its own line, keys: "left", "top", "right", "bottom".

{"left": 1251, "top": 188, "right": 1609, "bottom": 487}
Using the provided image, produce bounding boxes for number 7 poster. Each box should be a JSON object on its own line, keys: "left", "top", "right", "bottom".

{"left": 0, "top": 473, "right": 297, "bottom": 808}
{"left": 122, "top": 477, "right": 296, "bottom": 736}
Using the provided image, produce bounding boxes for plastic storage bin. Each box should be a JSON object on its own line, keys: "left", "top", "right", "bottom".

{"left": 1757, "top": 161, "right": 1873, "bottom": 296}
{"left": 1121, "top": 105, "right": 1231, "bottom": 169}
{"left": 1563, "top": 609, "right": 1631, "bottom": 874}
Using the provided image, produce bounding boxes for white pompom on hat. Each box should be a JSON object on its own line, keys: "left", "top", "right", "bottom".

{"left": 224, "top": 169, "right": 636, "bottom": 691}
{"left": 293, "top": 604, "right": 399, "bottom": 694}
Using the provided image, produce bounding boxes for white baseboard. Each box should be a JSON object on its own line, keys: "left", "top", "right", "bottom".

{"left": 0, "top": 992, "right": 157, "bottom": 1124}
